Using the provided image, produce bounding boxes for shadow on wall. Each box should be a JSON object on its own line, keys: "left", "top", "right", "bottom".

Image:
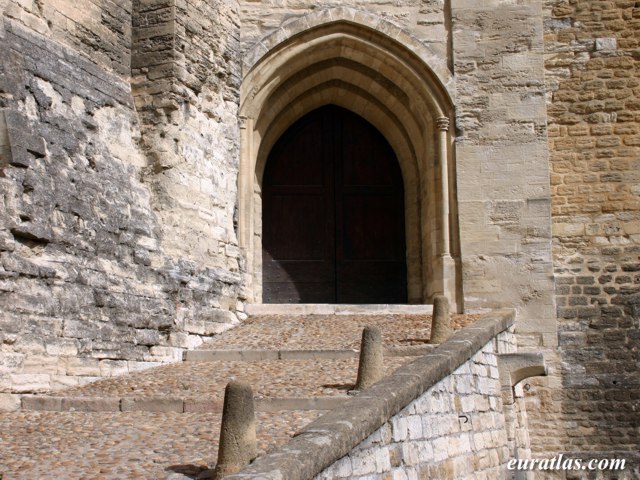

{"left": 559, "top": 291, "right": 640, "bottom": 472}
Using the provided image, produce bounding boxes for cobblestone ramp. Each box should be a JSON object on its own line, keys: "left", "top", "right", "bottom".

{"left": 0, "top": 313, "right": 478, "bottom": 479}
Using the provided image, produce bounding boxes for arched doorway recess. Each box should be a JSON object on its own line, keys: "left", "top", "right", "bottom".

{"left": 263, "top": 105, "right": 407, "bottom": 303}
{"left": 238, "top": 9, "right": 461, "bottom": 309}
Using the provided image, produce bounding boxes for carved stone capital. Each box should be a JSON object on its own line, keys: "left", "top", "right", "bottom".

{"left": 436, "top": 117, "right": 450, "bottom": 132}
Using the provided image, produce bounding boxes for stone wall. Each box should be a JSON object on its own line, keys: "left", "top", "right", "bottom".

{"left": 226, "top": 311, "right": 530, "bottom": 480}
{"left": 238, "top": 2, "right": 556, "bottom": 330}
{"left": 0, "top": 0, "right": 244, "bottom": 400}
{"left": 2, "top": 0, "right": 132, "bottom": 75}
{"left": 239, "top": 0, "right": 449, "bottom": 61}
{"left": 542, "top": 0, "right": 640, "bottom": 465}
{"left": 451, "top": 0, "right": 556, "bottom": 344}
{"left": 132, "top": 0, "right": 243, "bottom": 272}
{"left": 314, "top": 331, "right": 519, "bottom": 479}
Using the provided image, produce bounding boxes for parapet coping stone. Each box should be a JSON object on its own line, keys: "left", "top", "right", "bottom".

{"left": 225, "top": 308, "right": 516, "bottom": 480}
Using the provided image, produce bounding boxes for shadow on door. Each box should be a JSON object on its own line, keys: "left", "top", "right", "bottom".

{"left": 262, "top": 105, "right": 407, "bottom": 304}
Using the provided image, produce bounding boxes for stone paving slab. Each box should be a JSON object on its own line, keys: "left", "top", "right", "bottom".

{"left": 0, "top": 410, "right": 322, "bottom": 479}
{"left": 245, "top": 304, "right": 434, "bottom": 315}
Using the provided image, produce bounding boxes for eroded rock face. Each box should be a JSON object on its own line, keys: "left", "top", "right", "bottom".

{"left": 0, "top": 0, "right": 244, "bottom": 394}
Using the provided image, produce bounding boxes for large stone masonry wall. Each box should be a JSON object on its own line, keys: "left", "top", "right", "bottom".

{"left": 132, "top": 0, "right": 243, "bottom": 273}
{"left": 0, "top": 0, "right": 244, "bottom": 402}
{"left": 542, "top": 0, "right": 640, "bottom": 465}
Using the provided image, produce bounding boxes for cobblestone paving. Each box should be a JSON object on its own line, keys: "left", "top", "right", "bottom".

{"left": 0, "top": 312, "right": 478, "bottom": 479}
{"left": 0, "top": 410, "right": 321, "bottom": 479}
{"left": 53, "top": 357, "right": 410, "bottom": 399}
{"left": 202, "top": 313, "right": 477, "bottom": 350}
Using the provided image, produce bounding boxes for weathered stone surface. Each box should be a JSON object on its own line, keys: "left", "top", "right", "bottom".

{"left": 430, "top": 295, "right": 453, "bottom": 344}
{"left": 0, "top": 7, "right": 243, "bottom": 394}
{"left": 213, "top": 381, "right": 258, "bottom": 479}
{"left": 542, "top": 0, "right": 640, "bottom": 463}
{"left": 21, "top": 395, "right": 62, "bottom": 411}
{"left": 61, "top": 397, "right": 120, "bottom": 412}
{"left": 353, "top": 326, "right": 384, "bottom": 391}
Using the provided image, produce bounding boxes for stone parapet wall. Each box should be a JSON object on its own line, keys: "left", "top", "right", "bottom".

{"left": 542, "top": 0, "right": 640, "bottom": 462}
{"left": 227, "top": 310, "right": 530, "bottom": 480}
{"left": 315, "top": 332, "right": 519, "bottom": 479}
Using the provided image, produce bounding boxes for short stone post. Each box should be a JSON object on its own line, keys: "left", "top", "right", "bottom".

{"left": 353, "top": 326, "right": 384, "bottom": 391}
{"left": 212, "top": 381, "right": 257, "bottom": 479}
{"left": 430, "top": 295, "right": 452, "bottom": 344}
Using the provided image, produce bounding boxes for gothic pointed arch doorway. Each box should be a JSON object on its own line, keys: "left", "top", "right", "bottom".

{"left": 262, "top": 105, "right": 407, "bottom": 303}
{"left": 238, "top": 13, "right": 462, "bottom": 310}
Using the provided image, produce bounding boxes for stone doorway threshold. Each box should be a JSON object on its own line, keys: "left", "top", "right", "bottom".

{"left": 245, "top": 304, "right": 434, "bottom": 315}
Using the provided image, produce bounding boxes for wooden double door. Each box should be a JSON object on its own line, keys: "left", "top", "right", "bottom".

{"left": 262, "top": 105, "right": 407, "bottom": 304}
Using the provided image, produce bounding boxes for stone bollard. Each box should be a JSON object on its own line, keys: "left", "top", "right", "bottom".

{"left": 353, "top": 326, "right": 384, "bottom": 391}
{"left": 429, "top": 294, "right": 452, "bottom": 344}
{"left": 212, "top": 381, "right": 257, "bottom": 479}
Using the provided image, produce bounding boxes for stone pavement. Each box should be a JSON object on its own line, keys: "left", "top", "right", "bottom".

{"left": 0, "top": 312, "right": 478, "bottom": 479}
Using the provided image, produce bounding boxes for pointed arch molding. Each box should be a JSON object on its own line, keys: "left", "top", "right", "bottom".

{"left": 238, "top": 8, "right": 461, "bottom": 307}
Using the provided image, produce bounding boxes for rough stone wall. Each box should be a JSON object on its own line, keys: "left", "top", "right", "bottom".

{"left": 132, "top": 0, "right": 242, "bottom": 272}
{"left": 542, "top": 0, "right": 640, "bottom": 465}
{"left": 315, "top": 330, "right": 519, "bottom": 480}
{"left": 3, "top": 0, "right": 132, "bottom": 75}
{"left": 0, "top": 0, "right": 243, "bottom": 400}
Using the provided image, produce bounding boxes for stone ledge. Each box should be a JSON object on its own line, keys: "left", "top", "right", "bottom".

{"left": 184, "top": 346, "right": 433, "bottom": 362}
{"left": 225, "top": 309, "right": 515, "bottom": 480}
{"left": 245, "top": 304, "right": 434, "bottom": 316}
{"left": 120, "top": 397, "right": 184, "bottom": 413}
{"left": 19, "top": 395, "right": 349, "bottom": 413}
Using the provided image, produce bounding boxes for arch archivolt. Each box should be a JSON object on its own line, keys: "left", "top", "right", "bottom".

{"left": 238, "top": 9, "right": 460, "bottom": 308}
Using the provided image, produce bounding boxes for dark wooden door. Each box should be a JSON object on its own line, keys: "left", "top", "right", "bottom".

{"left": 262, "top": 105, "right": 407, "bottom": 303}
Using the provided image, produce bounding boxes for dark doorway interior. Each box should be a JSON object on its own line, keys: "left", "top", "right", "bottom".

{"left": 262, "top": 105, "right": 407, "bottom": 303}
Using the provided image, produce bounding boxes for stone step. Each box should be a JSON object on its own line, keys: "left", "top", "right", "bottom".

{"left": 184, "top": 345, "right": 434, "bottom": 362}
{"left": 21, "top": 395, "right": 347, "bottom": 413}
{"left": 245, "top": 303, "right": 434, "bottom": 316}
{"left": 30, "top": 356, "right": 413, "bottom": 403}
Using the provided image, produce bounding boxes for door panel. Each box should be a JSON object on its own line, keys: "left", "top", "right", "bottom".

{"left": 262, "top": 105, "right": 407, "bottom": 304}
